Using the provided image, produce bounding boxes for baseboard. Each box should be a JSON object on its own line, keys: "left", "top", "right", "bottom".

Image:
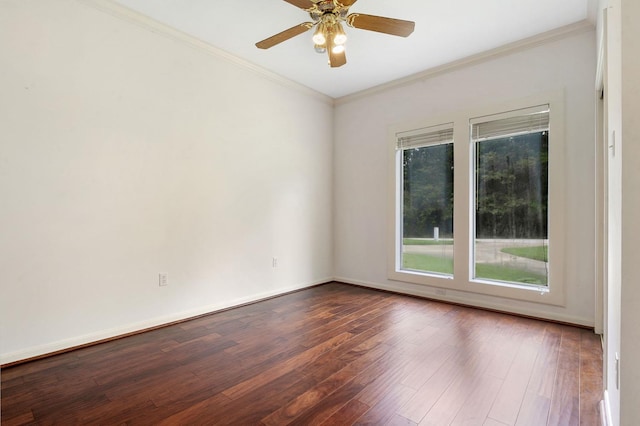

{"left": 334, "top": 276, "right": 594, "bottom": 328}
{"left": 1, "top": 278, "right": 332, "bottom": 367}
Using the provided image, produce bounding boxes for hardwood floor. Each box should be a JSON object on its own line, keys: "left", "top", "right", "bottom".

{"left": 1, "top": 283, "right": 603, "bottom": 425}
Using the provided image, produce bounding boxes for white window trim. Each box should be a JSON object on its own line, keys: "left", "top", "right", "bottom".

{"left": 397, "top": 123, "right": 455, "bottom": 278}
{"left": 387, "top": 91, "right": 566, "bottom": 306}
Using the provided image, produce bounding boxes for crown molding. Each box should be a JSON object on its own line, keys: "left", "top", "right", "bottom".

{"left": 78, "top": 0, "right": 334, "bottom": 106}
{"left": 335, "top": 19, "right": 595, "bottom": 106}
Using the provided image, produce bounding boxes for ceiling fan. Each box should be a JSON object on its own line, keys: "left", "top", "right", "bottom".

{"left": 256, "top": 0, "right": 415, "bottom": 68}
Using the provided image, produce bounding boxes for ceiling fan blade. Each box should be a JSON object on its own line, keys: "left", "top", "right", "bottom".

{"left": 327, "top": 38, "right": 347, "bottom": 68}
{"left": 256, "top": 22, "right": 314, "bottom": 49}
{"left": 329, "top": 48, "right": 347, "bottom": 68}
{"left": 282, "top": 0, "right": 315, "bottom": 10}
{"left": 337, "top": 0, "right": 358, "bottom": 7}
{"left": 347, "top": 13, "right": 415, "bottom": 37}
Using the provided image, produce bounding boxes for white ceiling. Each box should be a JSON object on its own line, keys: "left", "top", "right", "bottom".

{"left": 111, "top": 0, "right": 597, "bottom": 98}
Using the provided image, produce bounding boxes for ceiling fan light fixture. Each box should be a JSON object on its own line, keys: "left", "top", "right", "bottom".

{"left": 333, "top": 23, "right": 347, "bottom": 45}
{"left": 314, "top": 44, "right": 327, "bottom": 53}
{"left": 331, "top": 44, "right": 345, "bottom": 54}
{"left": 312, "top": 23, "right": 326, "bottom": 45}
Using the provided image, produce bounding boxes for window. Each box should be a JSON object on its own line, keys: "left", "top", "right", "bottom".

{"left": 471, "top": 106, "right": 550, "bottom": 288}
{"left": 398, "top": 124, "right": 454, "bottom": 277}
{"left": 388, "top": 93, "right": 565, "bottom": 306}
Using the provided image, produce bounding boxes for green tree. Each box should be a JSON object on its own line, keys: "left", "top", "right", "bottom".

{"left": 475, "top": 132, "right": 548, "bottom": 238}
{"left": 403, "top": 143, "right": 454, "bottom": 238}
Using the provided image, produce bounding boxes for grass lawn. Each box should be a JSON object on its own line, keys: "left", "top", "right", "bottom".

{"left": 402, "top": 253, "right": 547, "bottom": 285}
{"left": 476, "top": 263, "right": 547, "bottom": 285}
{"left": 402, "top": 253, "right": 453, "bottom": 274}
{"left": 403, "top": 238, "right": 454, "bottom": 246}
{"left": 500, "top": 245, "right": 548, "bottom": 262}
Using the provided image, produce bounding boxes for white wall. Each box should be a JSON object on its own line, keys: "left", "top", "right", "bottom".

{"left": 0, "top": 0, "right": 334, "bottom": 364}
{"left": 334, "top": 30, "right": 597, "bottom": 326}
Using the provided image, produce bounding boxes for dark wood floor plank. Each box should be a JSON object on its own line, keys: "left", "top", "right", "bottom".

{"left": 0, "top": 351, "right": 80, "bottom": 381}
{"left": 67, "top": 398, "right": 159, "bottom": 425}
{"left": 203, "top": 370, "right": 319, "bottom": 425}
{"left": 287, "top": 382, "right": 367, "bottom": 426}
{"left": 192, "top": 342, "right": 311, "bottom": 394}
{"left": 547, "top": 326, "right": 581, "bottom": 426}
{"left": 417, "top": 347, "right": 493, "bottom": 425}
{"left": 31, "top": 391, "right": 112, "bottom": 423}
{"left": 450, "top": 375, "right": 502, "bottom": 425}
{"left": 0, "top": 283, "right": 602, "bottom": 426}
{"left": 399, "top": 339, "right": 459, "bottom": 390}
{"left": 482, "top": 322, "right": 524, "bottom": 380}
{"left": 353, "top": 380, "right": 416, "bottom": 425}
{"left": 385, "top": 414, "right": 419, "bottom": 426}
{"left": 0, "top": 411, "right": 35, "bottom": 426}
{"left": 484, "top": 418, "right": 511, "bottom": 426}
{"left": 579, "top": 329, "right": 603, "bottom": 426}
{"left": 299, "top": 299, "right": 395, "bottom": 349}
{"left": 514, "top": 325, "right": 563, "bottom": 426}
{"left": 155, "top": 392, "right": 233, "bottom": 425}
{"left": 299, "top": 316, "right": 419, "bottom": 385}
{"left": 296, "top": 331, "right": 412, "bottom": 426}
{"left": 395, "top": 348, "right": 471, "bottom": 422}
{"left": 487, "top": 324, "right": 546, "bottom": 425}
{"left": 320, "top": 399, "right": 370, "bottom": 426}
{"left": 352, "top": 352, "right": 414, "bottom": 409}
{"left": 222, "top": 331, "right": 355, "bottom": 400}
{"left": 262, "top": 342, "right": 392, "bottom": 425}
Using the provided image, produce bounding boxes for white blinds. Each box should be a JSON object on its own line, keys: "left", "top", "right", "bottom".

{"left": 470, "top": 105, "right": 550, "bottom": 142}
{"left": 396, "top": 123, "right": 454, "bottom": 150}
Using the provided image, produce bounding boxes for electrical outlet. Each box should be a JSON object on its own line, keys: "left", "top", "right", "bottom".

{"left": 159, "top": 273, "right": 168, "bottom": 287}
{"left": 436, "top": 288, "right": 446, "bottom": 296}
{"left": 272, "top": 257, "right": 278, "bottom": 268}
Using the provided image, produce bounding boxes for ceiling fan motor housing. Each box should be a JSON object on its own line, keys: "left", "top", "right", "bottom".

{"left": 317, "top": 1, "right": 335, "bottom": 12}
{"left": 310, "top": 1, "right": 347, "bottom": 21}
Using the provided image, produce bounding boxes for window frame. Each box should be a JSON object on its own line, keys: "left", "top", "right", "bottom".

{"left": 397, "top": 123, "right": 455, "bottom": 278}
{"left": 388, "top": 92, "right": 565, "bottom": 306}
{"left": 471, "top": 104, "right": 550, "bottom": 288}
